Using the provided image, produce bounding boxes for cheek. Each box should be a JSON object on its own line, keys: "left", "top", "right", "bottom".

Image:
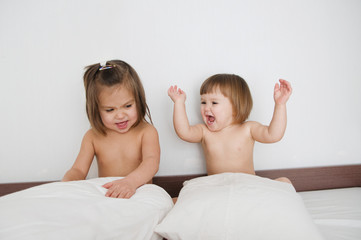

{"left": 200, "top": 107, "right": 206, "bottom": 118}
{"left": 129, "top": 109, "right": 139, "bottom": 121}
{"left": 100, "top": 112, "right": 112, "bottom": 125}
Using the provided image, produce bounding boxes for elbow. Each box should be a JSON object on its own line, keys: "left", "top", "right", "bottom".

{"left": 153, "top": 162, "right": 160, "bottom": 175}
{"left": 151, "top": 155, "right": 160, "bottom": 175}
{"left": 175, "top": 126, "right": 200, "bottom": 143}
{"left": 265, "top": 125, "right": 286, "bottom": 143}
{"left": 178, "top": 134, "right": 190, "bottom": 142}
{"left": 268, "top": 132, "right": 284, "bottom": 143}
{"left": 272, "top": 136, "right": 283, "bottom": 143}
{"left": 62, "top": 168, "right": 87, "bottom": 182}
{"left": 175, "top": 128, "right": 189, "bottom": 142}
{"left": 177, "top": 132, "right": 197, "bottom": 143}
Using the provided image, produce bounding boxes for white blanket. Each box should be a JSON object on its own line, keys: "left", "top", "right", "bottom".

{"left": 0, "top": 177, "right": 173, "bottom": 240}
{"left": 300, "top": 187, "right": 361, "bottom": 240}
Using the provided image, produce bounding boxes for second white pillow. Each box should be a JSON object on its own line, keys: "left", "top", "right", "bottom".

{"left": 155, "top": 173, "right": 324, "bottom": 240}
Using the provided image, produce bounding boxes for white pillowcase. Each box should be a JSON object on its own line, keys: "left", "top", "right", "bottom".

{"left": 155, "top": 173, "right": 324, "bottom": 240}
{"left": 0, "top": 177, "right": 173, "bottom": 240}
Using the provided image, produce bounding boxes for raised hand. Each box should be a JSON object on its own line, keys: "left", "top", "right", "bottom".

{"left": 274, "top": 79, "right": 292, "bottom": 105}
{"left": 168, "top": 85, "right": 186, "bottom": 103}
{"left": 102, "top": 178, "right": 136, "bottom": 199}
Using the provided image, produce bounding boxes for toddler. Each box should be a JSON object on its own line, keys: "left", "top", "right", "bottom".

{"left": 63, "top": 60, "right": 160, "bottom": 199}
{"left": 168, "top": 74, "right": 292, "bottom": 183}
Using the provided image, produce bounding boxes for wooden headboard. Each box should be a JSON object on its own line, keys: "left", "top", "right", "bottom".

{"left": 1, "top": 164, "right": 361, "bottom": 198}
{"left": 153, "top": 164, "right": 361, "bottom": 197}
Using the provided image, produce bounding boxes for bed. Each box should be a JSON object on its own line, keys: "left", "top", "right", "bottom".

{"left": 1, "top": 164, "right": 361, "bottom": 240}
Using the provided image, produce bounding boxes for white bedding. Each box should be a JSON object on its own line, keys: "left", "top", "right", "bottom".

{"left": 299, "top": 187, "right": 361, "bottom": 240}
{"left": 0, "top": 177, "right": 173, "bottom": 240}
{"left": 0, "top": 177, "right": 360, "bottom": 240}
{"left": 155, "top": 173, "right": 324, "bottom": 240}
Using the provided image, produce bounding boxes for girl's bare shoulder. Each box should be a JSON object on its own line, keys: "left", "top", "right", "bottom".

{"left": 195, "top": 123, "right": 208, "bottom": 136}
{"left": 83, "top": 128, "right": 96, "bottom": 140}
{"left": 239, "top": 121, "right": 265, "bottom": 139}
{"left": 136, "top": 121, "right": 159, "bottom": 135}
{"left": 84, "top": 128, "right": 108, "bottom": 139}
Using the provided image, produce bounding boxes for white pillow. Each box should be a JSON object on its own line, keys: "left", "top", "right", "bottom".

{"left": 0, "top": 177, "right": 173, "bottom": 240}
{"left": 155, "top": 173, "right": 324, "bottom": 240}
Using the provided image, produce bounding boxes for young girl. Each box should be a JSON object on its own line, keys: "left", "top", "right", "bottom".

{"left": 63, "top": 60, "right": 160, "bottom": 199}
{"left": 168, "top": 74, "right": 292, "bottom": 183}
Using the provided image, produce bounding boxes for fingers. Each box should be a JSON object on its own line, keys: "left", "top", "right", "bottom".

{"left": 279, "top": 79, "right": 292, "bottom": 93}
{"left": 105, "top": 187, "right": 135, "bottom": 199}
{"left": 274, "top": 82, "right": 280, "bottom": 92}
{"left": 167, "top": 85, "right": 175, "bottom": 95}
{"left": 274, "top": 79, "right": 292, "bottom": 104}
{"left": 102, "top": 182, "right": 112, "bottom": 189}
{"left": 168, "top": 85, "right": 186, "bottom": 103}
{"left": 168, "top": 85, "right": 177, "bottom": 93}
{"left": 103, "top": 180, "right": 136, "bottom": 199}
{"left": 168, "top": 85, "right": 184, "bottom": 95}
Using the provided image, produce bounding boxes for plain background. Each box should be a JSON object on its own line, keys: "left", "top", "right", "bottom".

{"left": 1, "top": 0, "right": 360, "bottom": 183}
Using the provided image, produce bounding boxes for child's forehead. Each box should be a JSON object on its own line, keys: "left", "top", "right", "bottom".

{"left": 99, "top": 83, "right": 131, "bottom": 95}
{"left": 201, "top": 92, "right": 228, "bottom": 101}
{"left": 201, "top": 87, "right": 225, "bottom": 97}
{"left": 98, "top": 84, "right": 134, "bottom": 101}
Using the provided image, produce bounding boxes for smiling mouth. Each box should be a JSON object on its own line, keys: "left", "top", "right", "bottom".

{"left": 116, "top": 121, "right": 128, "bottom": 129}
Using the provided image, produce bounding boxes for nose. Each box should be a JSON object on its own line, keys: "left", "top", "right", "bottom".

{"left": 204, "top": 103, "right": 211, "bottom": 111}
{"left": 115, "top": 110, "right": 125, "bottom": 119}
{"left": 202, "top": 103, "right": 211, "bottom": 114}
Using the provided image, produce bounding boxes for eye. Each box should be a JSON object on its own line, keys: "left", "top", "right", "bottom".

{"left": 105, "top": 109, "right": 114, "bottom": 112}
{"left": 201, "top": 101, "right": 206, "bottom": 105}
{"left": 125, "top": 104, "right": 132, "bottom": 108}
{"left": 212, "top": 101, "right": 218, "bottom": 105}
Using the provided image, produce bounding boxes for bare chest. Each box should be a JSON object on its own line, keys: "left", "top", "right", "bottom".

{"left": 202, "top": 128, "right": 254, "bottom": 160}
{"left": 202, "top": 127, "right": 255, "bottom": 174}
{"left": 96, "top": 138, "right": 141, "bottom": 160}
{"left": 93, "top": 132, "right": 143, "bottom": 176}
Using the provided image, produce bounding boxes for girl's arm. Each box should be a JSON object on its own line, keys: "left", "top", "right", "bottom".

{"left": 250, "top": 79, "right": 292, "bottom": 143}
{"left": 102, "top": 125, "right": 160, "bottom": 198}
{"left": 62, "top": 130, "right": 95, "bottom": 181}
{"left": 168, "top": 85, "right": 203, "bottom": 143}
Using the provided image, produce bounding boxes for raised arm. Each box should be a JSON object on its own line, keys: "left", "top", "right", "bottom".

{"left": 62, "top": 130, "right": 95, "bottom": 181}
{"left": 168, "top": 85, "right": 203, "bottom": 143}
{"left": 250, "top": 79, "right": 292, "bottom": 143}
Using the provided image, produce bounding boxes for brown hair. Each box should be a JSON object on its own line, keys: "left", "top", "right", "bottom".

{"left": 83, "top": 60, "right": 152, "bottom": 135}
{"left": 200, "top": 74, "right": 253, "bottom": 124}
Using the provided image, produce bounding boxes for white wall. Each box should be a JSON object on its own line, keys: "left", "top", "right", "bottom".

{"left": 1, "top": 0, "right": 360, "bottom": 183}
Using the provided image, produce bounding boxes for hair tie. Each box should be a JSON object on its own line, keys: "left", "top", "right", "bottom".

{"left": 99, "top": 61, "right": 114, "bottom": 71}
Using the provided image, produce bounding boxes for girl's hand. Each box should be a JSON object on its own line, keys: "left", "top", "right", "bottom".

{"left": 168, "top": 85, "right": 186, "bottom": 103}
{"left": 274, "top": 79, "right": 292, "bottom": 105}
{"left": 102, "top": 178, "right": 136, "bottom": 199}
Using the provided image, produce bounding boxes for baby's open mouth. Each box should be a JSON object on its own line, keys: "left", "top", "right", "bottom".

{"left": 207, "top": 115, "right": 215, "bottom": 124}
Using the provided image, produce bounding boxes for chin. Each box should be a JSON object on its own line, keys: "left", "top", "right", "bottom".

{"left": 117, "top": 128, "right": 130, "bottom": 133}
{"left": 206, "top": 124, "right": 218, "bottom": 132}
